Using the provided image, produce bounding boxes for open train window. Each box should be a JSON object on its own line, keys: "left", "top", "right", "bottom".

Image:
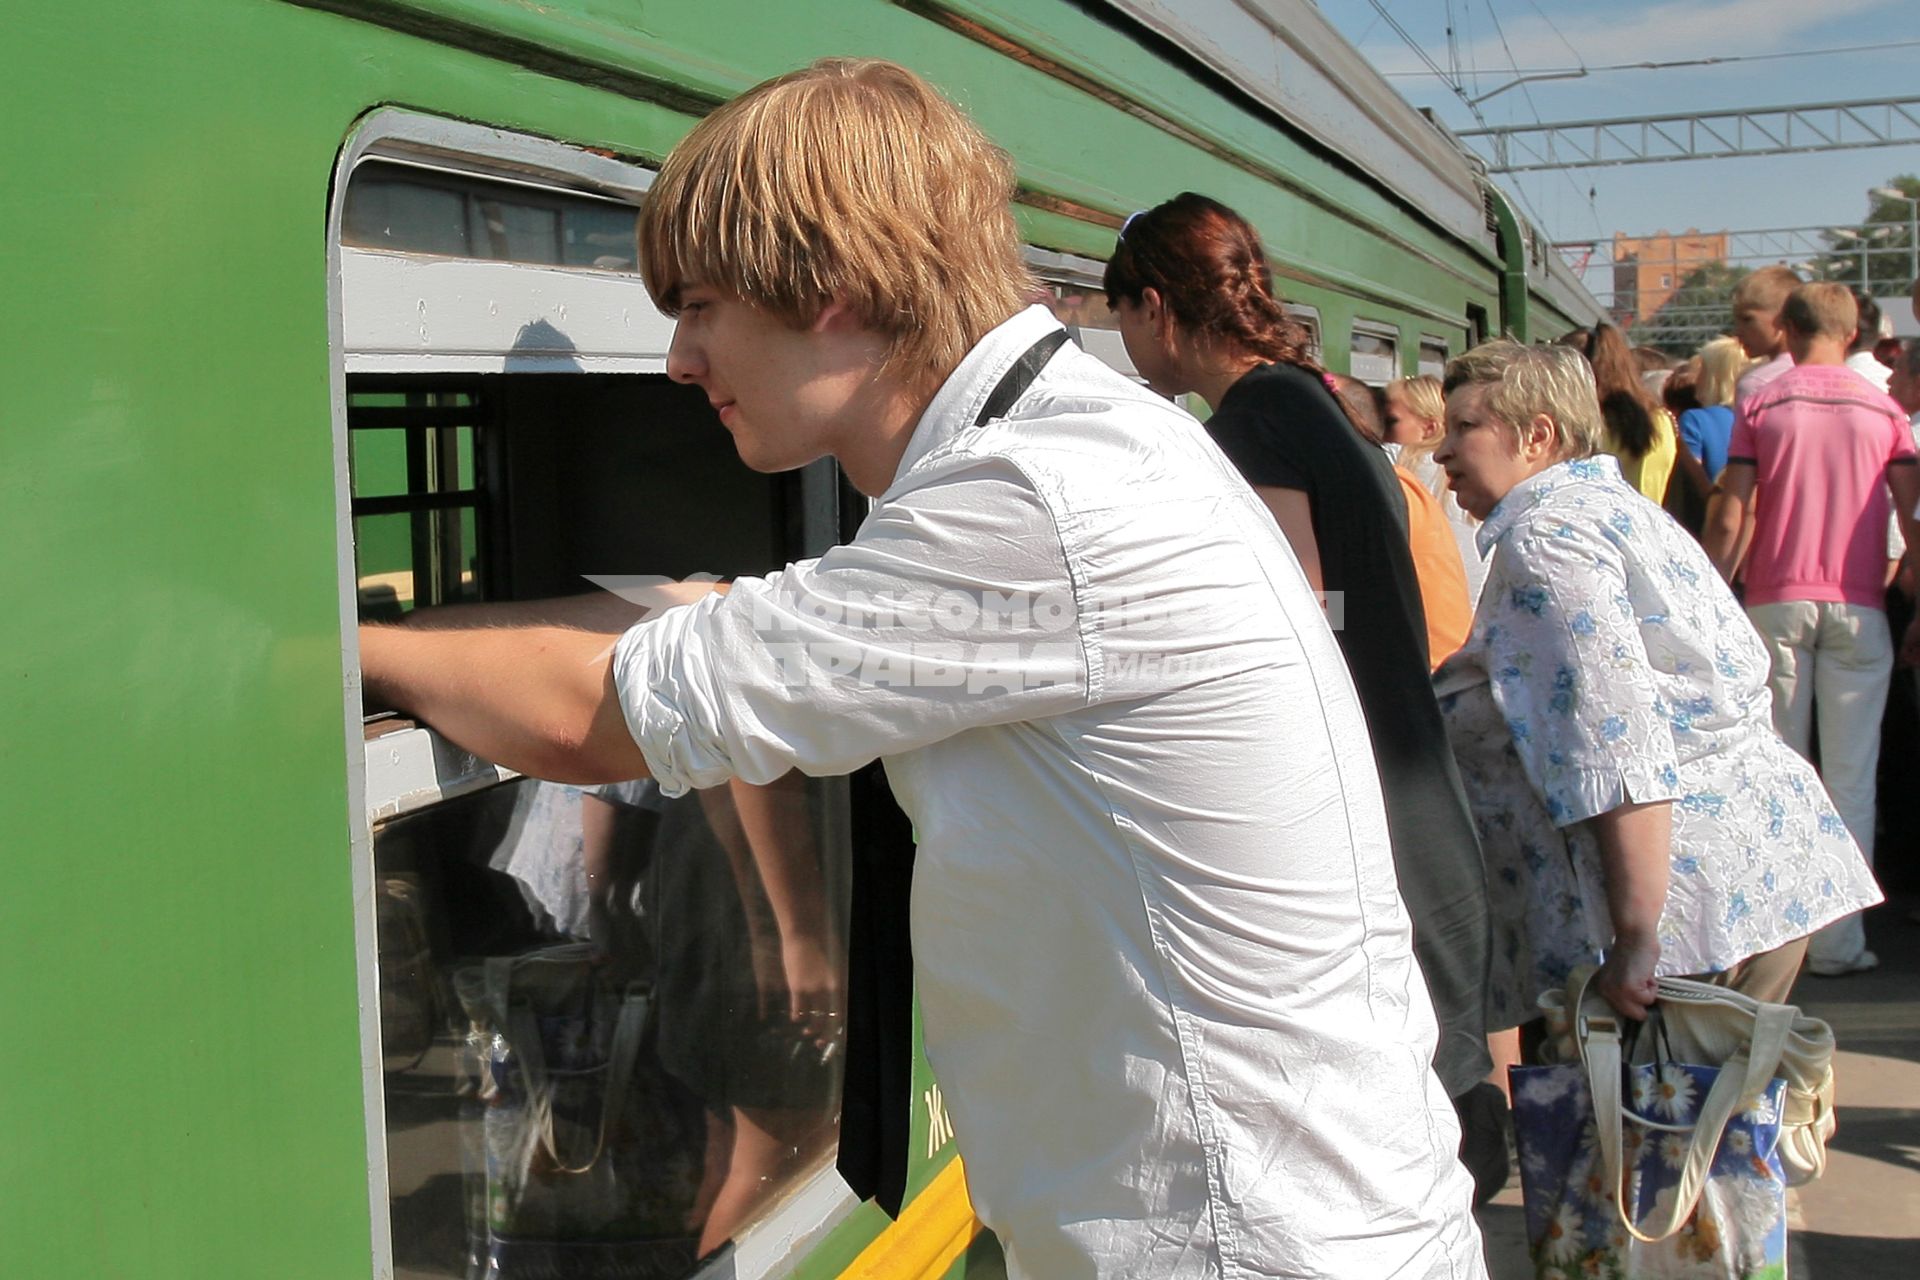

{"left": 1349, "top": 320, "right": 1400, "bottom": 385}
{"left": 330, "top": 112, "right": 857, "bottom": 1280}
{"left": 1417, "top": 338, "right": 1449, "bottom": 381}
{"left": 349, "top": 382, "right": 492, "bottom": 618}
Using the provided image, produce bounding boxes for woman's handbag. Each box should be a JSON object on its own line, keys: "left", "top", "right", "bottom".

{"left": 1513, "top": 967, "right": 1837, "bottom": 1278}
{"left": 456, "top": 944, "right": 701, "bottom": 1278}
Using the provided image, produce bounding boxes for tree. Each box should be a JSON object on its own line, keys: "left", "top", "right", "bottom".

{"left": 1804, "top": 175, "right": 1919, "bottom": 296}
{"left": 1630, "top": 261, "right": 1751, "bottom": 358}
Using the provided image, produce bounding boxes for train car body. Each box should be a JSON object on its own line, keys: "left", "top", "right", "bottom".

{"left": 1, "top": 3, "right": 1603, "bottom": 1278}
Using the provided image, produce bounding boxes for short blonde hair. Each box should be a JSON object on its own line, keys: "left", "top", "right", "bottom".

{"left": 1442, "top": 340, "right": 1605, "bottom": 460}
{"left": 1386, "top": 375, "right": 1445, "bottom": 426}
{"left": 638, "top": 58, "right": 1034, "bottom": 378}
{"left": 1694, "top": 336, "right": 1750, "bottom": 408}
{"left": 1731, "top": 265, "right": 1800, "bottom": 317}
{"left": 1783, "top": 282, "right": 1858, "bottom": 342}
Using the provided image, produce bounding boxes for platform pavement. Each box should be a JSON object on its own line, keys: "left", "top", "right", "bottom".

{"left": 1479, "top": 895, "right": 1920, "bottom": 1278}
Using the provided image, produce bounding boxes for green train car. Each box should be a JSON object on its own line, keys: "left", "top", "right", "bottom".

{"left": 2, "top": 3, "right": 1603, "bottom": 1279}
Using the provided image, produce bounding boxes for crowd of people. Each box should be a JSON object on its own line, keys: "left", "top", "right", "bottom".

{"left": 359, "top": 56, "right": 1913, "bottom": 1279}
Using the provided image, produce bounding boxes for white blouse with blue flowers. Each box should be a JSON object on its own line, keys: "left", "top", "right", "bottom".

{"left": 1437, "top": 455, "right": 1880, "bottom": 1027}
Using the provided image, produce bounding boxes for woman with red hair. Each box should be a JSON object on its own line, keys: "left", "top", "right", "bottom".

{"left": 1105, "top": 193, "right": 1497, "bottom": 1180}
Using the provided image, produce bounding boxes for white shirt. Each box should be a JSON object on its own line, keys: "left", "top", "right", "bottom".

{"left": 1847, "top": 349, "right": 1893, "bottom": 394}
{"left": 613, "top": 306, "right": 1484, "bottom": 1279}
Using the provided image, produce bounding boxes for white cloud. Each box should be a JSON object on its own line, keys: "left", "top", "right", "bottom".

{"left": 1358, "top": 0, "right": 1903, "bottom": 77}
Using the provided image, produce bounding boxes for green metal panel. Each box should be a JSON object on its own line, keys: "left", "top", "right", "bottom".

{"left": 1484, "top": 187, "right": 1533, "bottom": 341}
{"left": 1, "top": 2, "right": 1523, "bottom": 1275}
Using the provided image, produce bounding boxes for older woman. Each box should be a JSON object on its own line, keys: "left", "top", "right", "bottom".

{"left": 1432, "top": 340, "right": 1880, "bottom": 1023}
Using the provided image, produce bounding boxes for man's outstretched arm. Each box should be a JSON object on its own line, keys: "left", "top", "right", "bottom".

{"left": 360, "top": 621, "right": 649, "bottom": 785}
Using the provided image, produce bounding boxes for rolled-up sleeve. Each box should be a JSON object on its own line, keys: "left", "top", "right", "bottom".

{"left": 611, "top": 455, "right": 1093, "bottom": 795}
{"left": 1482, "top": 521, "right": 1682, "bottom": 826}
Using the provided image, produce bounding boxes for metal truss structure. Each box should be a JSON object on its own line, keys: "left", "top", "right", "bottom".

{"left": 1557, "top": 222, "right": 1916, "bottom": 294}
{"left": 1461, "top": 97, "right": 1920, "bottom": 172}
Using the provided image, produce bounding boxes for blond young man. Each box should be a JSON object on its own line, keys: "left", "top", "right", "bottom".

{"left": 361, "top": 59, "right": 1484, "bottom": 1279}
{"left": 1730, "top": 264, "right": 1802, "bottom": 408}
{"left": 1706, "top": 283, "right": 1920, "bottom": 976}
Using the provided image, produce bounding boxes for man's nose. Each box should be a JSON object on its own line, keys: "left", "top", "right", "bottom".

{"left": 666, "top": 323, "right": 701, "bottom": 384}
{"left": 1433, "top": 436, "right": 1453, "bottom": 465}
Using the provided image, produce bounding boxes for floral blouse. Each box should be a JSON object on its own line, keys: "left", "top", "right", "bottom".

{"left": 1437, "top": 455, "right": 1880, "bottom": 1027}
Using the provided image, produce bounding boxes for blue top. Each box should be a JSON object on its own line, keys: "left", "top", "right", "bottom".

{"left": 1679, "top": 404, "right": 1735, "bottom": 481}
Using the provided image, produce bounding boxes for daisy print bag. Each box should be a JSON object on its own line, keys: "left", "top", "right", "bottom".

{"left": 1512, "top": 971, "right": 1810, "bottom": 1279}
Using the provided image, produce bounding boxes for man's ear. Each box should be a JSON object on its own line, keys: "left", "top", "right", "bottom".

{"left": 810, "top": 298, "right": 861, "bottom": 334}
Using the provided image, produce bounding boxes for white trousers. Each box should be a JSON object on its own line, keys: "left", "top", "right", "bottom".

{"left": 1746, "top": 600, "right": 1890, "bottom": 966}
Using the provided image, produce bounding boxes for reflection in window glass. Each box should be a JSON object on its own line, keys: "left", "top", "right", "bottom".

{"left": 374, "top": 772, "right": 849, "bottom": 1280}
{"left": 564, "top": 204, "right": 643, "bottom": 271}
{"left": 1418, "top": 340, "right": 1449, "bottom": 381}
{"left": 1349, "top": 326, "right": 1399, "bottom": 386}
{"left": 472, "top": 199, "right": 561, "bottom": 265}
{"left": 342, "top": 161, "right": 638, "bottom": 272}
{"left": 345, "top": 177, "right": 471, "bottom": 258}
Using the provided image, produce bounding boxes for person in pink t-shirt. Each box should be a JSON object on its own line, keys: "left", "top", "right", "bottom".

{"left": 1706, "top": 283, "right": 1920, "bottom": 976}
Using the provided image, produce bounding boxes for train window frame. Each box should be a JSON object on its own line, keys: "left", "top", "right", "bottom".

{"left": 1417, "top": 338, "right": 1449, "bottom": 381}
{"left": 1348, "top": 319, "right": 1400, "bottom": 386}
{"left": 1026, "top": 246, "right": 1144, "bottom": 380}
{"left": 326, "top": 109, "right": 859, "bottom": 1280}
{"left": 1285, "top": 304, "right": 1323, "bottom": 365}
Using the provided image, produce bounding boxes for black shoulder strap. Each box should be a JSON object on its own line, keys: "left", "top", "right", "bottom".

{"left": 975, "top": 329, "right": 1069, "bottom": 427}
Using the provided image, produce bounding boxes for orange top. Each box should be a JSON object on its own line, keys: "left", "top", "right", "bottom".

{"left": 1395, "top": 465, "right": 1472, "bottom": 669}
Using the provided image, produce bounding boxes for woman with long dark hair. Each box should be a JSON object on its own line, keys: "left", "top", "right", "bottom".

{"left": 1563, "top": 322, "right": 1678, "bottom": 502}
{"left": 1104, "top": 193, "right": 1497, "bottom": 1155}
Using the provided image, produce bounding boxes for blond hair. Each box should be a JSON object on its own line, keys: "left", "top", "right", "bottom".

{"left": 1782, "top": 282, "right": 1859, "bottom": 342}
{"left": 1386, "top": 374, "right": 1446, "bottom": 454}
{"left": 1441, "top": 340, "right": 1605, "bottom": 461}
{"left": 1694, "top": 336, "right": 1750, "bottom": 408}
{"left": 637, "top": 58, "right": 1034, "bottom": 378}
{"left": 1731, "top": 264, "right": 1801, "bottom": 317}
{"left": 1387, "top": 375, "right": 1445, "bottom": 425}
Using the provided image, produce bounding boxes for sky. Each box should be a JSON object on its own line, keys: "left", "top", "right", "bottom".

{"left": 1311, "top": 0, "right": 1919, "bottom": 308}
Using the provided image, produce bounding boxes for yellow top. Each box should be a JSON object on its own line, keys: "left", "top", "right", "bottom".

{"left": 1610, "top": 408, "right": 1678, "bottom": 504}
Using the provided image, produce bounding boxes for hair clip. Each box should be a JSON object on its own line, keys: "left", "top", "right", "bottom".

{"left": 1118, "top": 210, "right": 1145, "bottom": 241}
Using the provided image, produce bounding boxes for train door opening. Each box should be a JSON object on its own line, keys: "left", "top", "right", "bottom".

{"left": 329, "top": 113, "right": 858, "bottom": 1280}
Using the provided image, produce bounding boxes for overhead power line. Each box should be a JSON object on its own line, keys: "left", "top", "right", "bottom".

{"left": 1459, "top": 97, "right": 1920, "bottom": 172}
{"left": 1381, "top": 39, "right": 1920, "bottom": 78}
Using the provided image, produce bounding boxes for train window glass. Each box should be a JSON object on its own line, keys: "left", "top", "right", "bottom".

{"left": 351, "top": 380, "right": 853, "bottom": 1279}
{"left": 471, "top": 197, "right": 561, "bottom": 265}
{"left": 1418, "top": 339, "right": 1449, "bottom": 380}
{"left": 1349, "top": 323, "right": 1399, "bottom": 386}
{"left": 343, "top": 160, "right": 638, "bottom": 272}
{"left": 1285, "top": 305, "right": 1323, "bottom": 364}
{"left": 336, "top": 121, "right": 855, "bottom": 1280}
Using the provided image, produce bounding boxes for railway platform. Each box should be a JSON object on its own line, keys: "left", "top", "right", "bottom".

{"left": 1478, "top": 893, "right": 1920, "bottom": 1279}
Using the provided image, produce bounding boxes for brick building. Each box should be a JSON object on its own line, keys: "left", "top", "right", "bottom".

{"left": 1612, "top": 229, "right": 1729, "bottom": 324}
